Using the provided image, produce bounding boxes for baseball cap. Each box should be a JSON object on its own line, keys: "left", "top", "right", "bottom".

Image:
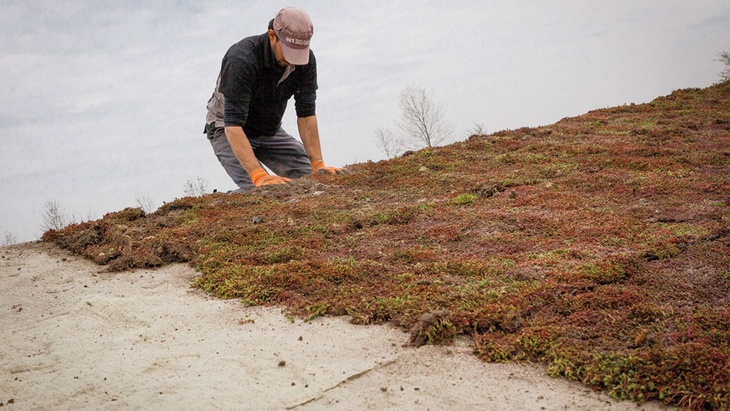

{"left": 273, "top": 7, "right": 314, "bottom": 65}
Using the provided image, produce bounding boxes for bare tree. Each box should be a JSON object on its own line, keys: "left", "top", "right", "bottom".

{"left": 3, "top": 231, "right": 19, "bottom": 246}
{"left": 718, "top": 50, "right": 730, "bottom": 81}
{"left": 466, "top": 123, "right": 488, "bottom": 137}
{"left": 396, "top": 87, "right": 453, "bottom": 149}
{"left": 135, "top": 193, "right": 156, "bottom": 214}
{"left": 375, "top": 126, "right": 402, "bottom": 159}
{"left": 183, "top": 177, "right": 210, "bottom": 197}
{"left": 41, "top": 200, "right": 68, "bottom": 232}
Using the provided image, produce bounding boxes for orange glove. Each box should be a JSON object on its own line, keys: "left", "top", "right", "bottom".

{"left": 249, "top": 167, "right": 291, "bottom": 187}
{"left": 311, "top": 160, "right": 350, "bottom": 175}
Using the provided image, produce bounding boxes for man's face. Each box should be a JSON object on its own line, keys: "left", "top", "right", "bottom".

{"left": 268, "top": 29, "right": 289, "bottom": 67}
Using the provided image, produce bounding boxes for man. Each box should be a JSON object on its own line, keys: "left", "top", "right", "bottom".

{"left": 205, "top": 7, "right": 348, "bottom": 192}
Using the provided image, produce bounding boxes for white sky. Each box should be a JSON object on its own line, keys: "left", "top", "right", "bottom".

{"left": 1, "top": 0, "right": 729, "bottom": 242}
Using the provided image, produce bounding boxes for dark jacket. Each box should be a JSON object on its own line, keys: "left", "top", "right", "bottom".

{"left": 205, "top": 33, "right": 318, "bottom": 137}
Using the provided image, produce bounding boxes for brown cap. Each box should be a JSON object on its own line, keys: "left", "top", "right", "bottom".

{"left": 273, "top": 7, "right": 314, "bottom": 65}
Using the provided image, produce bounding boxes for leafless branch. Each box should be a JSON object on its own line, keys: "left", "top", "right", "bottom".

{"left": 41, "top": 200, "right": 68, "bottom": 232}
{"left": 396, "top": 87, "right": 452, "bottom": 149}
{"left": 375, "top": 126, "right": 402, "bottom": 159}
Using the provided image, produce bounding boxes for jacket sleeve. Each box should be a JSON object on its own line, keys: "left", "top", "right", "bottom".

{"left": 219, "top": 55, "right": 256, "bottom": 128}
{"left": 294, "top": 51, "right": 318, "bottom": 118}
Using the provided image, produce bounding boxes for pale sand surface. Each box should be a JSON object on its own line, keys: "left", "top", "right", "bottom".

{"left": 1, "top": 243, "right": 675, "bottom": 410}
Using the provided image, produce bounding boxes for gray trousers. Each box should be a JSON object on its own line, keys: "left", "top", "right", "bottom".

{"left": 207, "top": 124, "right": 312, "bottom": 193}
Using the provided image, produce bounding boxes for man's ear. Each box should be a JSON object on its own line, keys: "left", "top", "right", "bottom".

{"left": 267, "top": 29, "right": 277, "bottom": 43}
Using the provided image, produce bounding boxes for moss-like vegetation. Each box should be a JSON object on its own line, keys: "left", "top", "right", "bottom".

{"left": 44, "top": 81, "right": 730, "bottom": 410}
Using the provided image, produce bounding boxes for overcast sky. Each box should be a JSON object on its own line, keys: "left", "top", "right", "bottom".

{"left": 1, "top": 0, "right": 729, "bottom": 242}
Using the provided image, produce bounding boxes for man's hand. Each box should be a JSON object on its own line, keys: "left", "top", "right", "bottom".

{"left": 311, "top": 160, "right": 350, "bottom": 175}
{"left": 250, "top": 167, "right": 292, "bottom": 187}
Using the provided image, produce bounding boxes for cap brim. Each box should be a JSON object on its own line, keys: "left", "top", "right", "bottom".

{"left": 281, "top": 44, "right": 310, "bottom": 65}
